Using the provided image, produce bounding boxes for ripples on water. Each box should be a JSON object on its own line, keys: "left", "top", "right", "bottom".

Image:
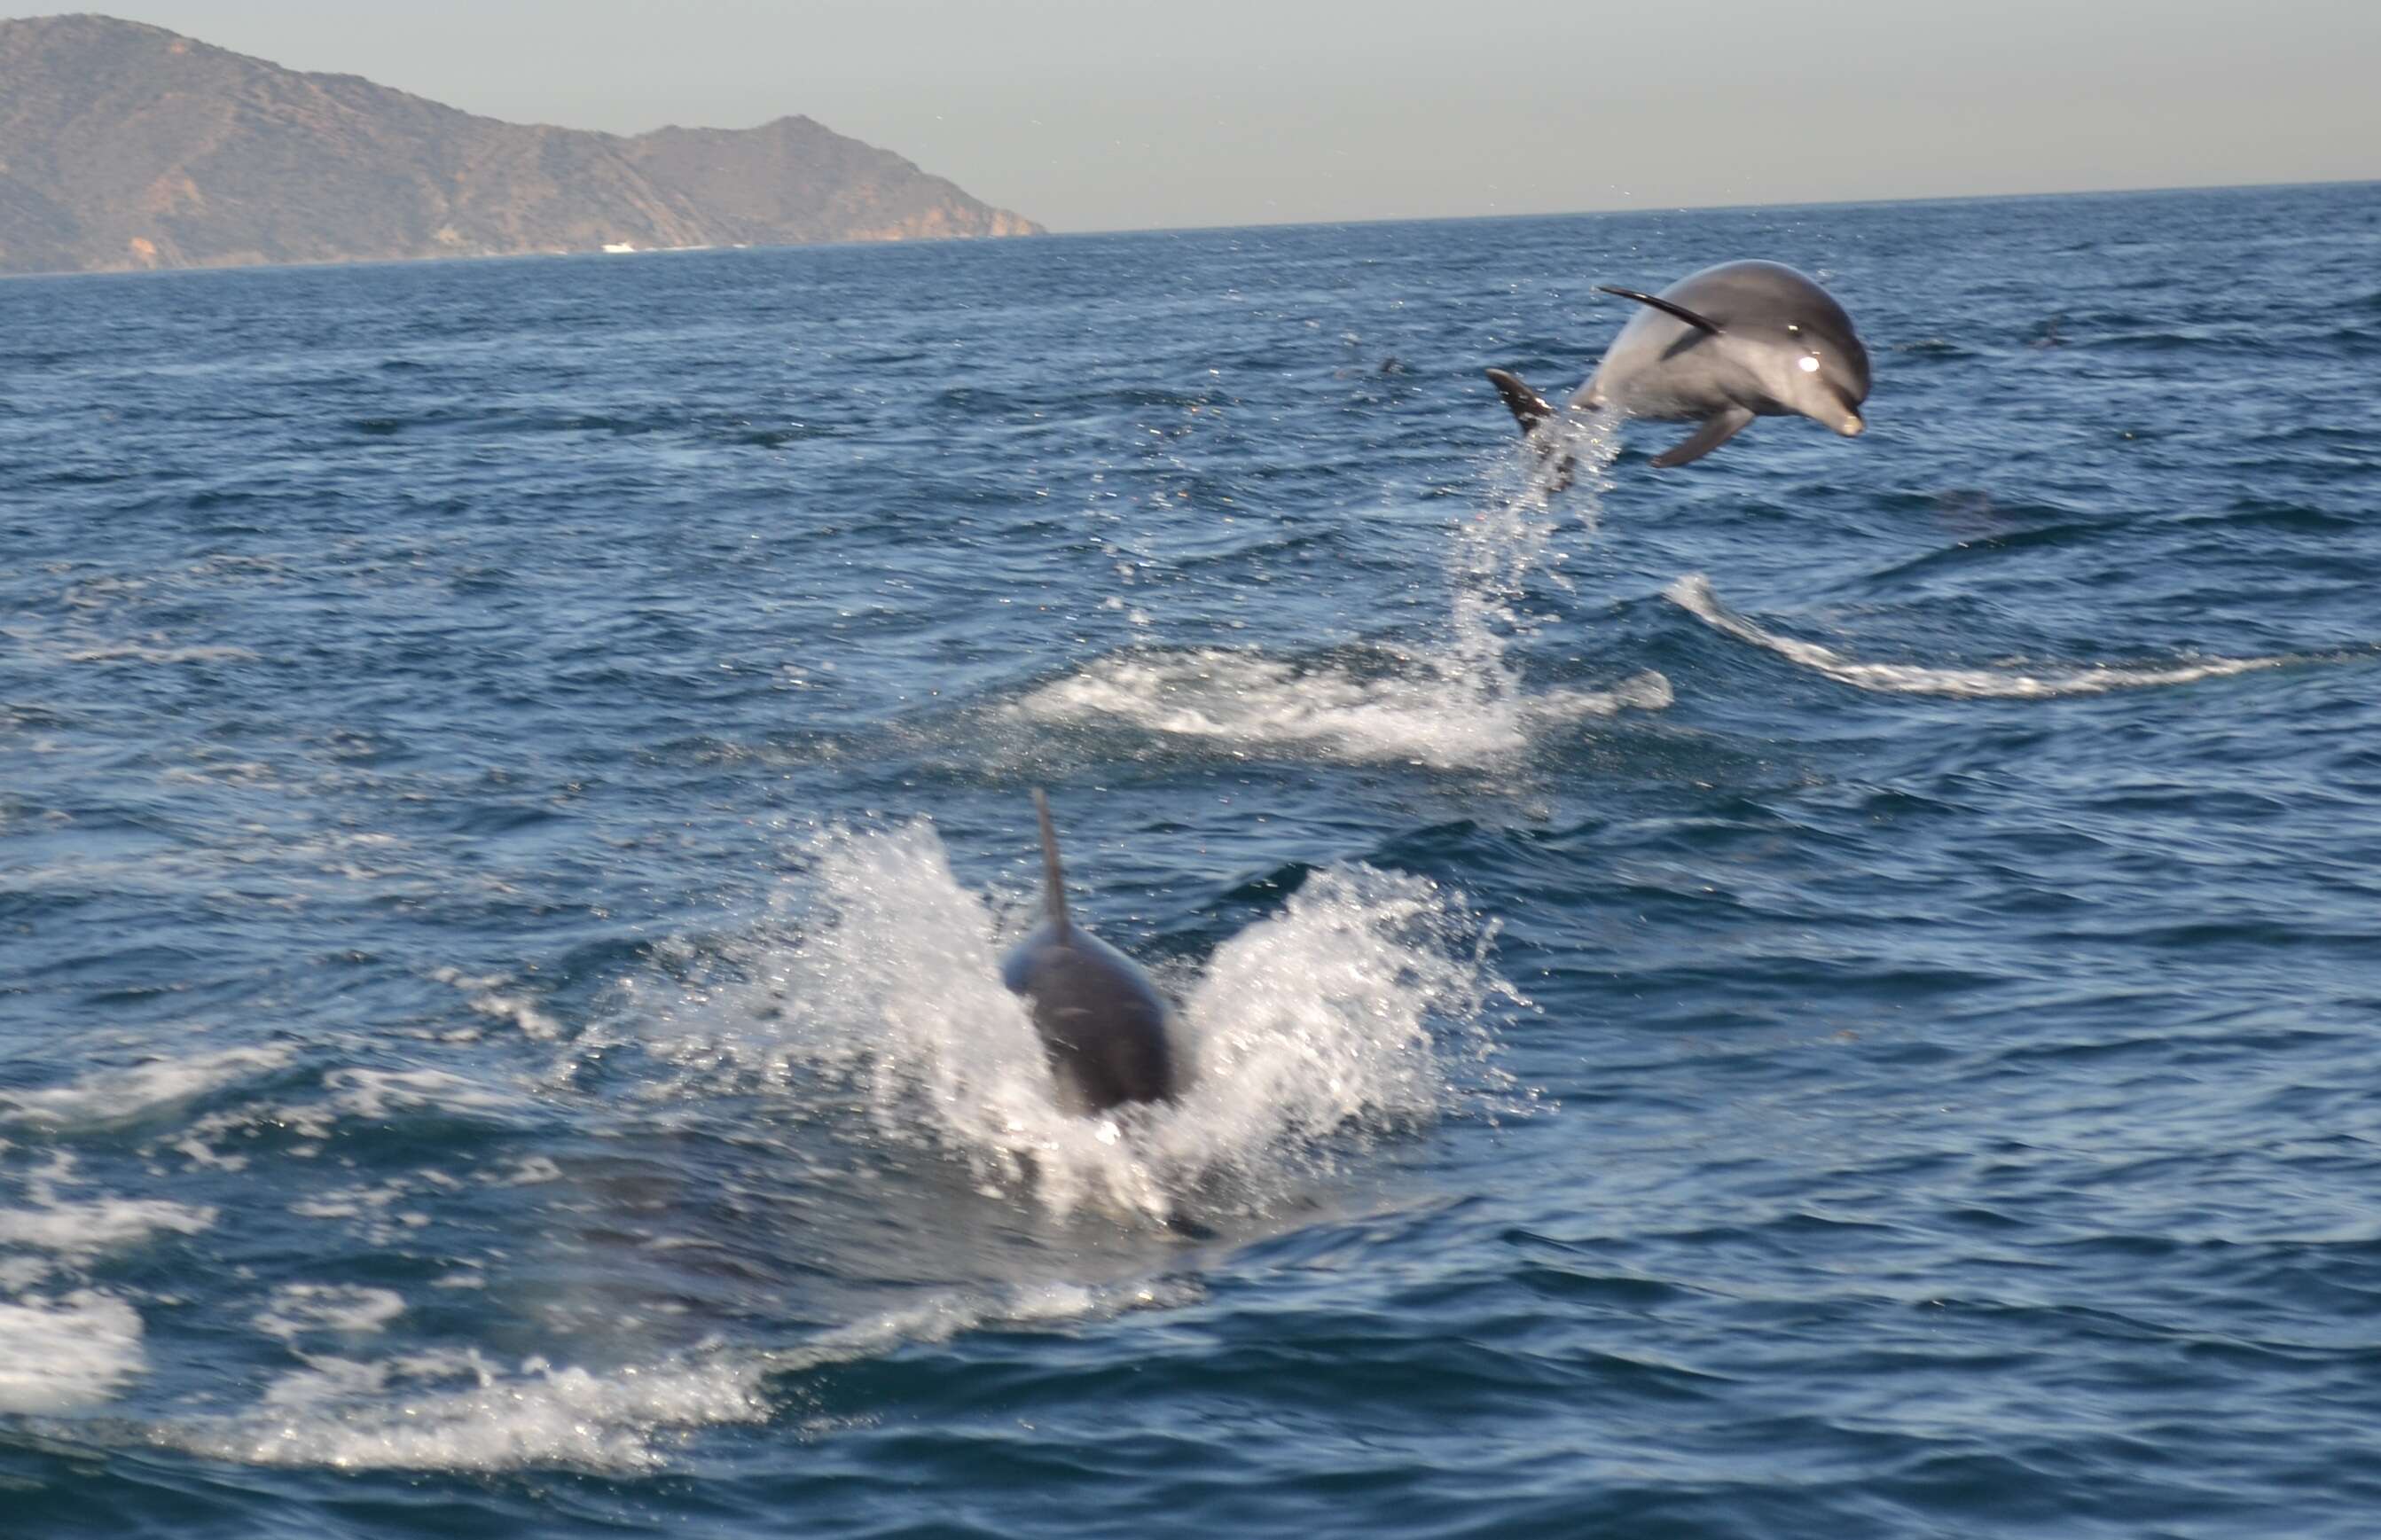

{"left": 4, "top": 183, "right": 2380, "bottom": 1537}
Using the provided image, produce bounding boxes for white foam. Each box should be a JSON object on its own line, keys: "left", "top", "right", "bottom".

{"left": 322, "top": 1067, "right": 524, "bottom": 1122}
{"left": 0, "top": 1291, "right": 146, "bottom": 1412}
{"left": 164, "top": 1274, "right": 1195, "bottom": 1474}
{"left": 0, "top": 1156, "right": 215, "bottom": 1257}
{"left": 501, "top": 1155, "right": 564, "bottom": 1186}
{"left": 161, "top": 1063, "right": 518, "bottom": 1154}
{"left": 1012, "top": 649, "right": 1669, "bottom": 769}
{"left": 289, "top": 1192, "right": 369, "bottom": 1220}
{"left": 287, "top": 1179, "right": 433, "bottom": 1243}
{"left": 1666, "top": 573, "right": 2296, "bottom": 698}
{"left": 765, "top": 1277, "right": 1202, "bottom": 1375}
{"left": 62, "top": 640, "right": 260, "bottom": 665}
{"left": 254, "top": 1284, "right": 408, "bottom": 1341}
{"left": 0, "top": 1195, "right": 217, "bottom": 1255}
{"left": 430, "top": 967, "right": 564, "bottom": 1042}
{"left": 163, "top": 1348, "right": 771, "bottom": 1473}
{"left": 0, "top": 1046, "right": 293, "bottom": 1130}
{"left": 640, "top": 821, "right": 1514, "bottom": 1222}
{"left": 0, "top": 1255, "right": 52, "bottom": 1291}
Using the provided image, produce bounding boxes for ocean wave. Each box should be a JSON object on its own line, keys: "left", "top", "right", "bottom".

{"left": 59, "top": 640, "right": 261, "bottom": 665}
{"left": 0, "top": 1045, "right": 295, "bottom": 1131}
{"left": 159, "top": 1274, "right": 1196, "bottom": 1474}
{"left": 158, "top": 1346, "right": 772, "bottom": 1474}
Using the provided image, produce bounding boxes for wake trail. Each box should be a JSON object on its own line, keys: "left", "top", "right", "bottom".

{"left": 1666, "top": 573, "right": 2300, "bottom": 698}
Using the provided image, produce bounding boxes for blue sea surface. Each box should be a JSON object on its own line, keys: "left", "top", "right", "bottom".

{"left": 3, "top": 182, "right": 2379, "bottom": 1537}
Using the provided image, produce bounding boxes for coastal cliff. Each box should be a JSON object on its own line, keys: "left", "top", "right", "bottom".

{"left": 0, "top": 13, "right": 1044, "bottom": 276}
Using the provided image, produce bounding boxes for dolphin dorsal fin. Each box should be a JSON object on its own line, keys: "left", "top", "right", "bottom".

{"left": 1031, "top": 788, "right": 1070, "bottom": 940}
{"left": 1597, "top": 285, "right": 1724, "bottom": 336}
{"left": 1484, "top": 368, "right": 1555, "bottom": 434}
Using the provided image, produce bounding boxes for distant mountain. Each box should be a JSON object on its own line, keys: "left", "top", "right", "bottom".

{"left": 0, "top": 13, "right": 1042, "bottom": 276}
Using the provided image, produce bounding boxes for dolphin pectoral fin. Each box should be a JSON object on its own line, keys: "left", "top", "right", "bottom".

{"left": 1650, "top": 407, "right": 1756, "bottom": 468}
{"left": 1597, "top": 285, "right": 1725, "bottom": 336}
{"left": 1484, "top": 368, "right": 1556, "bottom": 434}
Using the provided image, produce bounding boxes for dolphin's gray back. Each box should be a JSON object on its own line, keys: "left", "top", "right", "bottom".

{"left": 1001, "top": 793, "right": 1177, "bottom": 1111}
{"left": 1003, "top": 920, "right": 1176, "bottom": 1111}
{"left": 1583, "top": 260, "right": 1869, "bottom": 420}
{"left": 1666, "top": 260, "right": 1859, "bottom": 333}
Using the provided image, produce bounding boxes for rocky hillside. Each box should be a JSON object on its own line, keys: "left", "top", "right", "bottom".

{"left": 0, "top": 13, "right": 1041, "bottom": 276}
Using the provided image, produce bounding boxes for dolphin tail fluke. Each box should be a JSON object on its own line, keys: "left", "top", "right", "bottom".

{"left": 1651, "top": 406, "right": 1756, "bottom": 468}
{"left": 1031, "top": 788, "right": 1070, "bottom": 940}
{"left": 1484, "top": 368, "right": 1555, "bottom": 435}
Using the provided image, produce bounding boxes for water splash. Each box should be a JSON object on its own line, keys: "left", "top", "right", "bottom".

{"left": 1013, "top": 413, "right": 1654, "bottom": 767}
{"left": 1667, "top": 573, "right": 2300, "bottom": 698}
{"left": 1447, "top": 409, "right": 1619, "bottom": 672}
{"left": 633, "top": 821, "right": 1516, "bottom": 1223}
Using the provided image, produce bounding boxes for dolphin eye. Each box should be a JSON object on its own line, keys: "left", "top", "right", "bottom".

{"left": 1797, "top": 355, "right": 1821, "bottom": 373}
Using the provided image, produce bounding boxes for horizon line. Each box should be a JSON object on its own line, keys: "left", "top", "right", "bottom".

{"left": 4, "top": 175, "right": 2369, "bottom": 284}
{"left": 1047, "top": 173, "right": 2379, "bottom": 240}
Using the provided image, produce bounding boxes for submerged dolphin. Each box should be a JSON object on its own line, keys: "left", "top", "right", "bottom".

{"left": 1486, "top": 260, "right": 1871, "bottom": 469}
{"left": 1000, "top": 790, "right": 1178, "bottom": 1113}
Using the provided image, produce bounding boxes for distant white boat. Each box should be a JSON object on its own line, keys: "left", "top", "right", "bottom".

{"left": 601, "top": 241, "right": 637, "bottom": 254}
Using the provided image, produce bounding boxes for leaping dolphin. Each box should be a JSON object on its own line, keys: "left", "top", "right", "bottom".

{"left": 1000, "top": 790, "right": 1178, "bottom": 1113}
{"left": 1486, "top": 260, "right": 1872, "bottom": 469}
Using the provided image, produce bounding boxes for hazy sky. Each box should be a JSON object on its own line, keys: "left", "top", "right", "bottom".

{"left": 17, "top": 1, "right": 2379, "bottom": 231}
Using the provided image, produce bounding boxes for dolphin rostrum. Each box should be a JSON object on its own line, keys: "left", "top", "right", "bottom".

{"left": 1000, "top": 790, "right": 1178, "bottom": 1113}
{"left": 1486, "top": 260, "right": 1871, "bottom": 469}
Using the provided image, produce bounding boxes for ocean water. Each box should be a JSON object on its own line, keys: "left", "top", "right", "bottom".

{"left": 3, "top": 181, "right": 2378, "bottom": 1537}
